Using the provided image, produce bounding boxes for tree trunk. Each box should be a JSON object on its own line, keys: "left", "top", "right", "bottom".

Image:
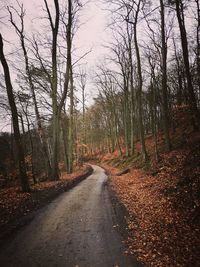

{"left": 126, "top": 20, "right": 135, "bottom": 156}
{"left": 67, "top": 73, "right": 74, "bottom": 174}
{"left": 61, "top": 116, "right": 69, "bottom": 171}
{"left": 195, "top": 0, "right": 200, "bottom": 99}
{"left": 25, "top": 113, "right": 37, "bottom": 184}
{"left": 175, "top": 0, "right": 200, "bottom": 129}
{"left": 123, "top": 82, "right": 130, "bottom": 157}
{"left": 8, "top": 4, "right": 52, "bottom": 178}
{"left": 0, "top": 34, "right": 30, "bottom": 192}
{"left": 173, "top": 38, "right": 184, "bottom": 105}
{"left": 133, "top": 1, "right": 148, "bottom": 161}
{"left": 44, "top": 0, "right": 60, "bottom": 180}
{"left": 65, "top": 0, "right": 73, "bottom": 174}
{"left": 51, "top": 111, "right": 60, "bottom": 179}
{"left": 160, "top": 0, "right": 171, "bottom": 151}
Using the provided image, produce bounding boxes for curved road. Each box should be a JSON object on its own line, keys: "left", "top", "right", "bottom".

{"left": 0, "top": 165, "right": 141, "bottom": 267}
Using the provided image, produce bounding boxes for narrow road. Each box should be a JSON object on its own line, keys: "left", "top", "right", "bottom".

{"left": 0, "top": 165, "right": 141, "bottom": 267}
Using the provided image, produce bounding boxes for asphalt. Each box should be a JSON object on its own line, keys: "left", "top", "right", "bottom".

{"left": 0, "top": 165, "right": 142, "bottom": 267}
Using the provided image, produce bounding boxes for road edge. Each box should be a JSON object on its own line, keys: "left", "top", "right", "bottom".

{"left": 0, "top": 165, "right": 93, "bottom": 247}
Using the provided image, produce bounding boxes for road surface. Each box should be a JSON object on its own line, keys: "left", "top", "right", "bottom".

{"left": 0, "top": 165, "right": 141, "bottom": 267}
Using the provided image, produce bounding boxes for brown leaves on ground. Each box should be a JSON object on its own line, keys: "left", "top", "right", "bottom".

{"left": 104, "top": 135, "right": 200, "bottom": 267}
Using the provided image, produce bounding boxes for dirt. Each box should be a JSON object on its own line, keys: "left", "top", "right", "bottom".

{"left": 0, "top": 165, "right": 142, "bottom": 267}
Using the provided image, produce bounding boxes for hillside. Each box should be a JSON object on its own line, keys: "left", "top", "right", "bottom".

{"left": 101, "top": 106, "right": 200, "bottom": 267}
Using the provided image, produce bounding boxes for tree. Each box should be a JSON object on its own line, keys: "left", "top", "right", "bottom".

{"left": 43, "top": 0, "right": 74, "bottom": 177}
{"left": 125, "top": 0, "right": 149, "bottom": 161}
{"left": 194, "top": 0, "right": 200, "bottom": 98}
{"left": 8, "top": 3, "right": 52, "bottom": 178}
{"left": 0, "top": 34, "right": 30, "bottom": 192}
{"left": 77, "top": 67, "right": 87, "bottom": 162}
{"left": 160, "top": 0, "right": 171, "bottom": 151}
{"left": 44, "top": 0, "right": 60, "bottom": 180}
{"left": 174, "top": 0, "right": 200, "bottom": 129}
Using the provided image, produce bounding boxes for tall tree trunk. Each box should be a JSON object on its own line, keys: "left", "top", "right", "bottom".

{"left": 133, "top": 1, "right": 148, "bottom": 161}
{"left": 173, "top": 37, "right": 184, "bottom": 105}
{"left": 67, "top": 0, "right": 73, "bottom": 173}
{"left": 8, "top": 6, "right": 52, "bottom": 178}
{"left": 67, "top": 71, "right": 74, "bottom": 173}
{"left": 127, "top": 22, "right": 135, "bottom": 156}
{"left": 148, "top": 56, "right": 159, "bottom": 161}
{"left": 44, "top": 0, "right": 60, "bottom": 180}
{"left": 25, "top": 112, "right": 37, "bottom": 184}
{"left": 19, "top": 114, "right": 26, "bottom": 154}
{"left": 57, "top": 0, "right": 73, "bottom": 173}
{"left": 0, "top": 34, "right": 30, "bottom": 192}
{"left": 160, "top": 0, "right": 171, "bottom": 151}
{"left": 175, "top": 0, "right": 200, "bottom": 129}
{"left": 195, "top": 0, "right": 200, "bottom": 99}
{"left": 113, "top": 107, "right": 122, "bottom": 156}
{"left": 82, "top": 80, "right": 86, "bottom": 155}
{"left": 61, "top": 116, "right": 69, "bottom": 171}
{"left": 123, "top": 82, "right": 130, "bottom": 157}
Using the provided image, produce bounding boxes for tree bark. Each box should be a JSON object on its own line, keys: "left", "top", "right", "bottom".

{"left": 195, "top": 0, "right": 200, "bottom": 99}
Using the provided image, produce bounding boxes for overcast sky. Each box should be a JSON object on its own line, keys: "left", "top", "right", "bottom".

{"left": 0, "top": 0, "right": 110, "bottom": 65}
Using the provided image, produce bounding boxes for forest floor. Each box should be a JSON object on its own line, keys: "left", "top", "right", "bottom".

{"left": 0, "top": 164, "right": 93, "bottom": 246}
{"left": 99, "top": 106, "right": 200, "bottom": 267}
{"left": 0, "top": 165, "right": 139, "bottom": 267}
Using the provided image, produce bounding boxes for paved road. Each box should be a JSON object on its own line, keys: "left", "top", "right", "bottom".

{"left": 0, "top": 165, "right": 141, "bottom": 267}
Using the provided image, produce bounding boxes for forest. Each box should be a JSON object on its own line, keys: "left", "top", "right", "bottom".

{"left": 0, "top": 0, "right": 200, "bottom": 266}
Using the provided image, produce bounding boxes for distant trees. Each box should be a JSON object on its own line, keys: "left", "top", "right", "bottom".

{"left": 0, "top": 0, "right": 199, "bottom": 179}
{"left": 95, "top": 67, "right": 122, "bottom": 155}
{"left": 80, "top": 0, "right": 200, "bottom": 161}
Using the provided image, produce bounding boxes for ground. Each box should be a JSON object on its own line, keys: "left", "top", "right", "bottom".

{"left": 0, "top": 165, "right": 140, "bottom": 267}
{"left": 0, "top": 164, "right": 93, "bottom": 246}
{"left": 100, "top": 106, "right": 200, "bottom": 266}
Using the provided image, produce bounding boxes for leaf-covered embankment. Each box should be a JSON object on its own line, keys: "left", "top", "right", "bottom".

{"left": 102, "top": 113, "right": 200, "bottom": 266}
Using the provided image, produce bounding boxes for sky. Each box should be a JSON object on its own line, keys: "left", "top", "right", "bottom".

{"left": 0, "top": 0, "right": 197, "bottom": 132}
{"left": 1, "top": 0, "right": 110, "bottom": 65}
{"left": 0, "top": 0, "right": 111, "bottom": 132}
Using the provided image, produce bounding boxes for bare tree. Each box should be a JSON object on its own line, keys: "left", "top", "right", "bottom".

{"left": 125, "top": 0, "right": 148, "bottom": 161}
{"left": 8, "top": 2, "right": 52, "bottom": 178}
{"left": 160, "top": 0, "right": 171, "bottom": 150}
{"left": 0, "top": 34, "right": 30, "bottom": 192}
{"left": 173, "top": 0, "right": 200, "bottom": 129}
{"left": 44, "top": 0, "right": 60, "bottom": 179}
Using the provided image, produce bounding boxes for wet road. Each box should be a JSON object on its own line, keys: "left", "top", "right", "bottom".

{"left": 0, "top": 165, "right": 141, "bottom": 267}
